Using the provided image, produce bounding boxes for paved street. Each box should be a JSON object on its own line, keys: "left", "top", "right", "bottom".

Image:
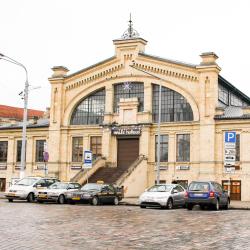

{"left": 0, "top": 200, "right": 250, "bottom": 250}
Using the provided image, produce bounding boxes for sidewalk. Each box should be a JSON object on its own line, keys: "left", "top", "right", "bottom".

{"left": 1, "top": 192, "right": 250, "bottom": 210}
{"left": 121, "top": 197, "right": 250, "bottom": 210}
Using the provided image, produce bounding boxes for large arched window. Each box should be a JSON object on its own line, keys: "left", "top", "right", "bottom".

{"left": 70, "top": 88, "right": 105, "bottom": 125}
{"left": 114, "top": 82, "right": 144, "bottom": 112}
{"left": 152, "top": 84, "right": 193, "bottom": 122}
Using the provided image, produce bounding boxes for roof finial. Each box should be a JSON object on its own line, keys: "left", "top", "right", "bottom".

{"left": 122, "top": 14, "right": 140, "bottom": 39}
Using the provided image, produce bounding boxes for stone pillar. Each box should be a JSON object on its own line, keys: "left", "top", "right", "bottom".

{"left": 197, "top": 52, "right": 221, "bottom": 178}
{"left": 48, "top": 66, "right": 69, "bottom": 180}
{"left": 168, "top": 133, "right": 176, "bottom": 181}
{"left": 103, "top": 83, "right": 114, "bottom": 124}
{"left": 144, "top": 81, "right": 152, "bottom": 113}
{"left": 6, "top": 137, "right": 15, "bottom": 186}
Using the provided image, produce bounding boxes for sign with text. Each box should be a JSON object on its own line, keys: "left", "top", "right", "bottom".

{"left": 224, "top": 131, "right": 236, "bottom": 167}
{"left": 111, "top": 126, "right": 141, "bottom": 136}
{"left": 83, "top": 150, "right": 92, "bottom": 168}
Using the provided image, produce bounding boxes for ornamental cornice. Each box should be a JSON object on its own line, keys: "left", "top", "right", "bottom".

{"left": 132, "top": 62, "right": 199, "bottom": 82}
{"left": 65, "top": 63, "right": 124, "bottom": 91}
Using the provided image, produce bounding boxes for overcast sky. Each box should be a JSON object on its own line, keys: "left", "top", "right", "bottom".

{"left": 0, "top": 0, "right": 250, "bottom": 111}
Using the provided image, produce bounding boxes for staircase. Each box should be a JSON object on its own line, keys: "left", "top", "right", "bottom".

{"left": 70, "top": 157, "right": 105, "bottom": 184}
{"left": 86, "top": 155, "right": 146, "bottom": 184}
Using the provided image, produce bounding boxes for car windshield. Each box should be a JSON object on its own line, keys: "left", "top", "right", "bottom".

{"left": 189, "top": 182, "right": 210, "bottom": 192}
{"left": 81, "top": 183, "right": 102, "bottom": 191}
{"left": 16, "top": 178, "right": 38, "bottom": 186}
{"left": 147, "top": 185, "right": 172, "bottom": 192}
{"left": 49, "top": 182, "right": 68, "bottom": 189}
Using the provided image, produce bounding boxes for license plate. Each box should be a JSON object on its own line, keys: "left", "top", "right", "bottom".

{"left": 72, "top": 197, "right": 80, "bottom": 200}
{"left": 8, "top": 193, "right": 16, "bottom": 197}
{"left": 38, "top": 194, "right": 47, "bottom": 198}
{"left": 194, "top": 193, "right": 204, "bottom": 197}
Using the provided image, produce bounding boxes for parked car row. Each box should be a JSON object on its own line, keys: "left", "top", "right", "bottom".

{"left": 4, "top": 176, "right": 124, "bottom": 206}
{"left": 5, "top": 177, "right": 230, "bottom": 210}
{"left": 139, "top": 181, "right": 230, "bottom": 211}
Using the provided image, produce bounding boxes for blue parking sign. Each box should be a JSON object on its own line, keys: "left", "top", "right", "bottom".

{"left": 84, "top": 150, "right": 92, "bottom": 168}
{"left": 225, "top": 132, "right": 236, "bottom": 143}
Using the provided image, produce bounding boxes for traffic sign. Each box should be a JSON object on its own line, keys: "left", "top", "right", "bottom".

{"left": 84, "top": 150, "right": 92, "bottom": 168}
{"left": 225, "top": 132, "right": 236, "bottom": 143}
{"left": 225, "top": 149, "right": 236, "bottom": 155}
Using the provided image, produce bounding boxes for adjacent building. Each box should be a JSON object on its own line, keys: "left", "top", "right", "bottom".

{"left": 1, "top": 21, "right": 250, "bottom": 200}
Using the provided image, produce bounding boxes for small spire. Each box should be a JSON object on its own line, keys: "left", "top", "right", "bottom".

{"left": 122, "top": 14, "right": 140, "bottom": 39}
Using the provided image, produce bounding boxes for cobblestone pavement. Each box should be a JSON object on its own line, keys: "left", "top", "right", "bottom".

{"left": 0, "top": 200, "right": 250, "bottom": 250}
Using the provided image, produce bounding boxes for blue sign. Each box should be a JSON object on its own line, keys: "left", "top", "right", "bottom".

{"left": 225, "top": 132, "right": 236, "bottom": 143}
{"left": 84, "top": 150, "right": 92, "bottom": 168}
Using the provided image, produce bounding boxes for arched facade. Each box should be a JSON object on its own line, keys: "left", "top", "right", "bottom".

{"left": 2, "top": 29, "right": 250, "bottom": 201}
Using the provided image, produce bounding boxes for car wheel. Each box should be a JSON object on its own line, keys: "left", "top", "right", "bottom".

{"left": 140, "top": 205, "right": 146, "bottom": 209}
{"left": 91, "top": 196, "right": 99, "bottom": 206}
{"left": 58, "top": 194, "right": 65, "bottom": 204}
{"left": 167, "top": 198, "right": 173, "bottom": 209}
{"left": 113, "top": 196, "right": 119, "bottom": 205}
{"left": 224, "top": 199, "right": 230, "bottom": 210}
{"left": 213, "top": 199, "right": 220, "bottom": 211}
{"left": 27, "top": 193, "right": 35, "bottom": 203}
{"left": 8, "top": 199, "right": 13, "bottom": 202}
{"left": 187, "top": 204, "right": 193, "bottom": 210}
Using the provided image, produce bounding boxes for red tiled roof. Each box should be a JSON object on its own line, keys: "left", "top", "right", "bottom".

{"left": 0, "top": 105, "right": 44, "bottom": 120}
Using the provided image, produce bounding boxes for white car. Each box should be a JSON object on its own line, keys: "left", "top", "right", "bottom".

{"left": 139, "top": 184, "right": 186, "bottom": 209}
{"left": 36, "top": 182, "right": 81, "bottom": 204}
{"left": 5, "top": 176, "right": 59, "bottom": 202}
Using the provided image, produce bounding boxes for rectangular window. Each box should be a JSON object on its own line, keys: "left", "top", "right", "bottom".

{"left": 177, "top": 134, "right": 190, "bottom": 162}
{"left": 72, "top": 137, "right": 83, "bottom": 162}
{"left": 236, "top": 134, "right": 240, "bottom": 162}
{"left": 155, "top": 135, "right": 168, "bottom": 162}
{"left": 36, "top": 140, "right": 46, "bottom": 162}
{"left": 16, "top": 140, "right": 23, "bottom": 162}
{"left": 0, "top": 141, "right": 8, "bottom": 162}
{"left": 90, "top": 136, "right": 102, "bottom": 160}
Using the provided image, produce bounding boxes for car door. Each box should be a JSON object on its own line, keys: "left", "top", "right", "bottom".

{"left": 99, "top": 186, "right": 109, "bottom": 203}
{"left": 176, "top": 185, "right": 186, "bottom": 205}
{"left": 106, "top": 185, "right": 116, "bottom": 204}
{"left": 171, "top": 186, "right": 181, "bottom": 205}
{"left": 217, "top": 183, "right": 227, "bottom": 204}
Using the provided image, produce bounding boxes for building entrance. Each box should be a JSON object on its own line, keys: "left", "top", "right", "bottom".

{"left": 0, "top": 178, "right": 6, "bottom": 192}
{"left": 117, "top": 138, "right": 139, "bottom": 168}
{"left": 222, "top": 180, "right": 241, "bottom": 201}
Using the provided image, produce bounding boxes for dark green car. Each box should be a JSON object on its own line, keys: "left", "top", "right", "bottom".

{"left": 65, "top": 183, "right": 123, "bottom": 205}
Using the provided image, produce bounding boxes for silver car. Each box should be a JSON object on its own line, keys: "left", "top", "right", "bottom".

{"left": 37, "top": 182, "right": 81, "bottom": 204}
{"left": 139, "top": 184, "right": 186, "bottom": 209}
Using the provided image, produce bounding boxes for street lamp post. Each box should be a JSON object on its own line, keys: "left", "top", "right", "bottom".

{"left": 130, "top": 63, "right": 162, "bottom": 184}
{"left": 0, "top": 53, "right": 29, "bottom": 179}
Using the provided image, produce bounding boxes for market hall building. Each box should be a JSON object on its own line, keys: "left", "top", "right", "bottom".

{"left": 1, "top": 21, "right": 250, "bottom": 200}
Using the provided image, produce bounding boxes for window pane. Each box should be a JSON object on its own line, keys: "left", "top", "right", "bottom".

{"left": 155, "top": 135, "right": 168, "bottom": 162}
{"left": 0, "top": 141, "right": 8, "bottom": 162}
{"left": 71, "top": 89, "right": 105, "bottom": 125}
{"left": 36, "top": 140, "right": 46, "bottom": 162}
{"left": 90, "top": 136, "right": 102, "bottom": 160}
{"left": 16, "top": 140, "right": 26, "bottom": 162}
{"left": 72, "top": 137, "right": 83, "bottom": 162}
{"left": 152, "top": 84, "right": 193, "bottom": 123}
{"left": 114, "top": 82, "right": 144, "bottom": 112}
{"left": 177, "top": 134, "right": 190, "bottom": 162}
